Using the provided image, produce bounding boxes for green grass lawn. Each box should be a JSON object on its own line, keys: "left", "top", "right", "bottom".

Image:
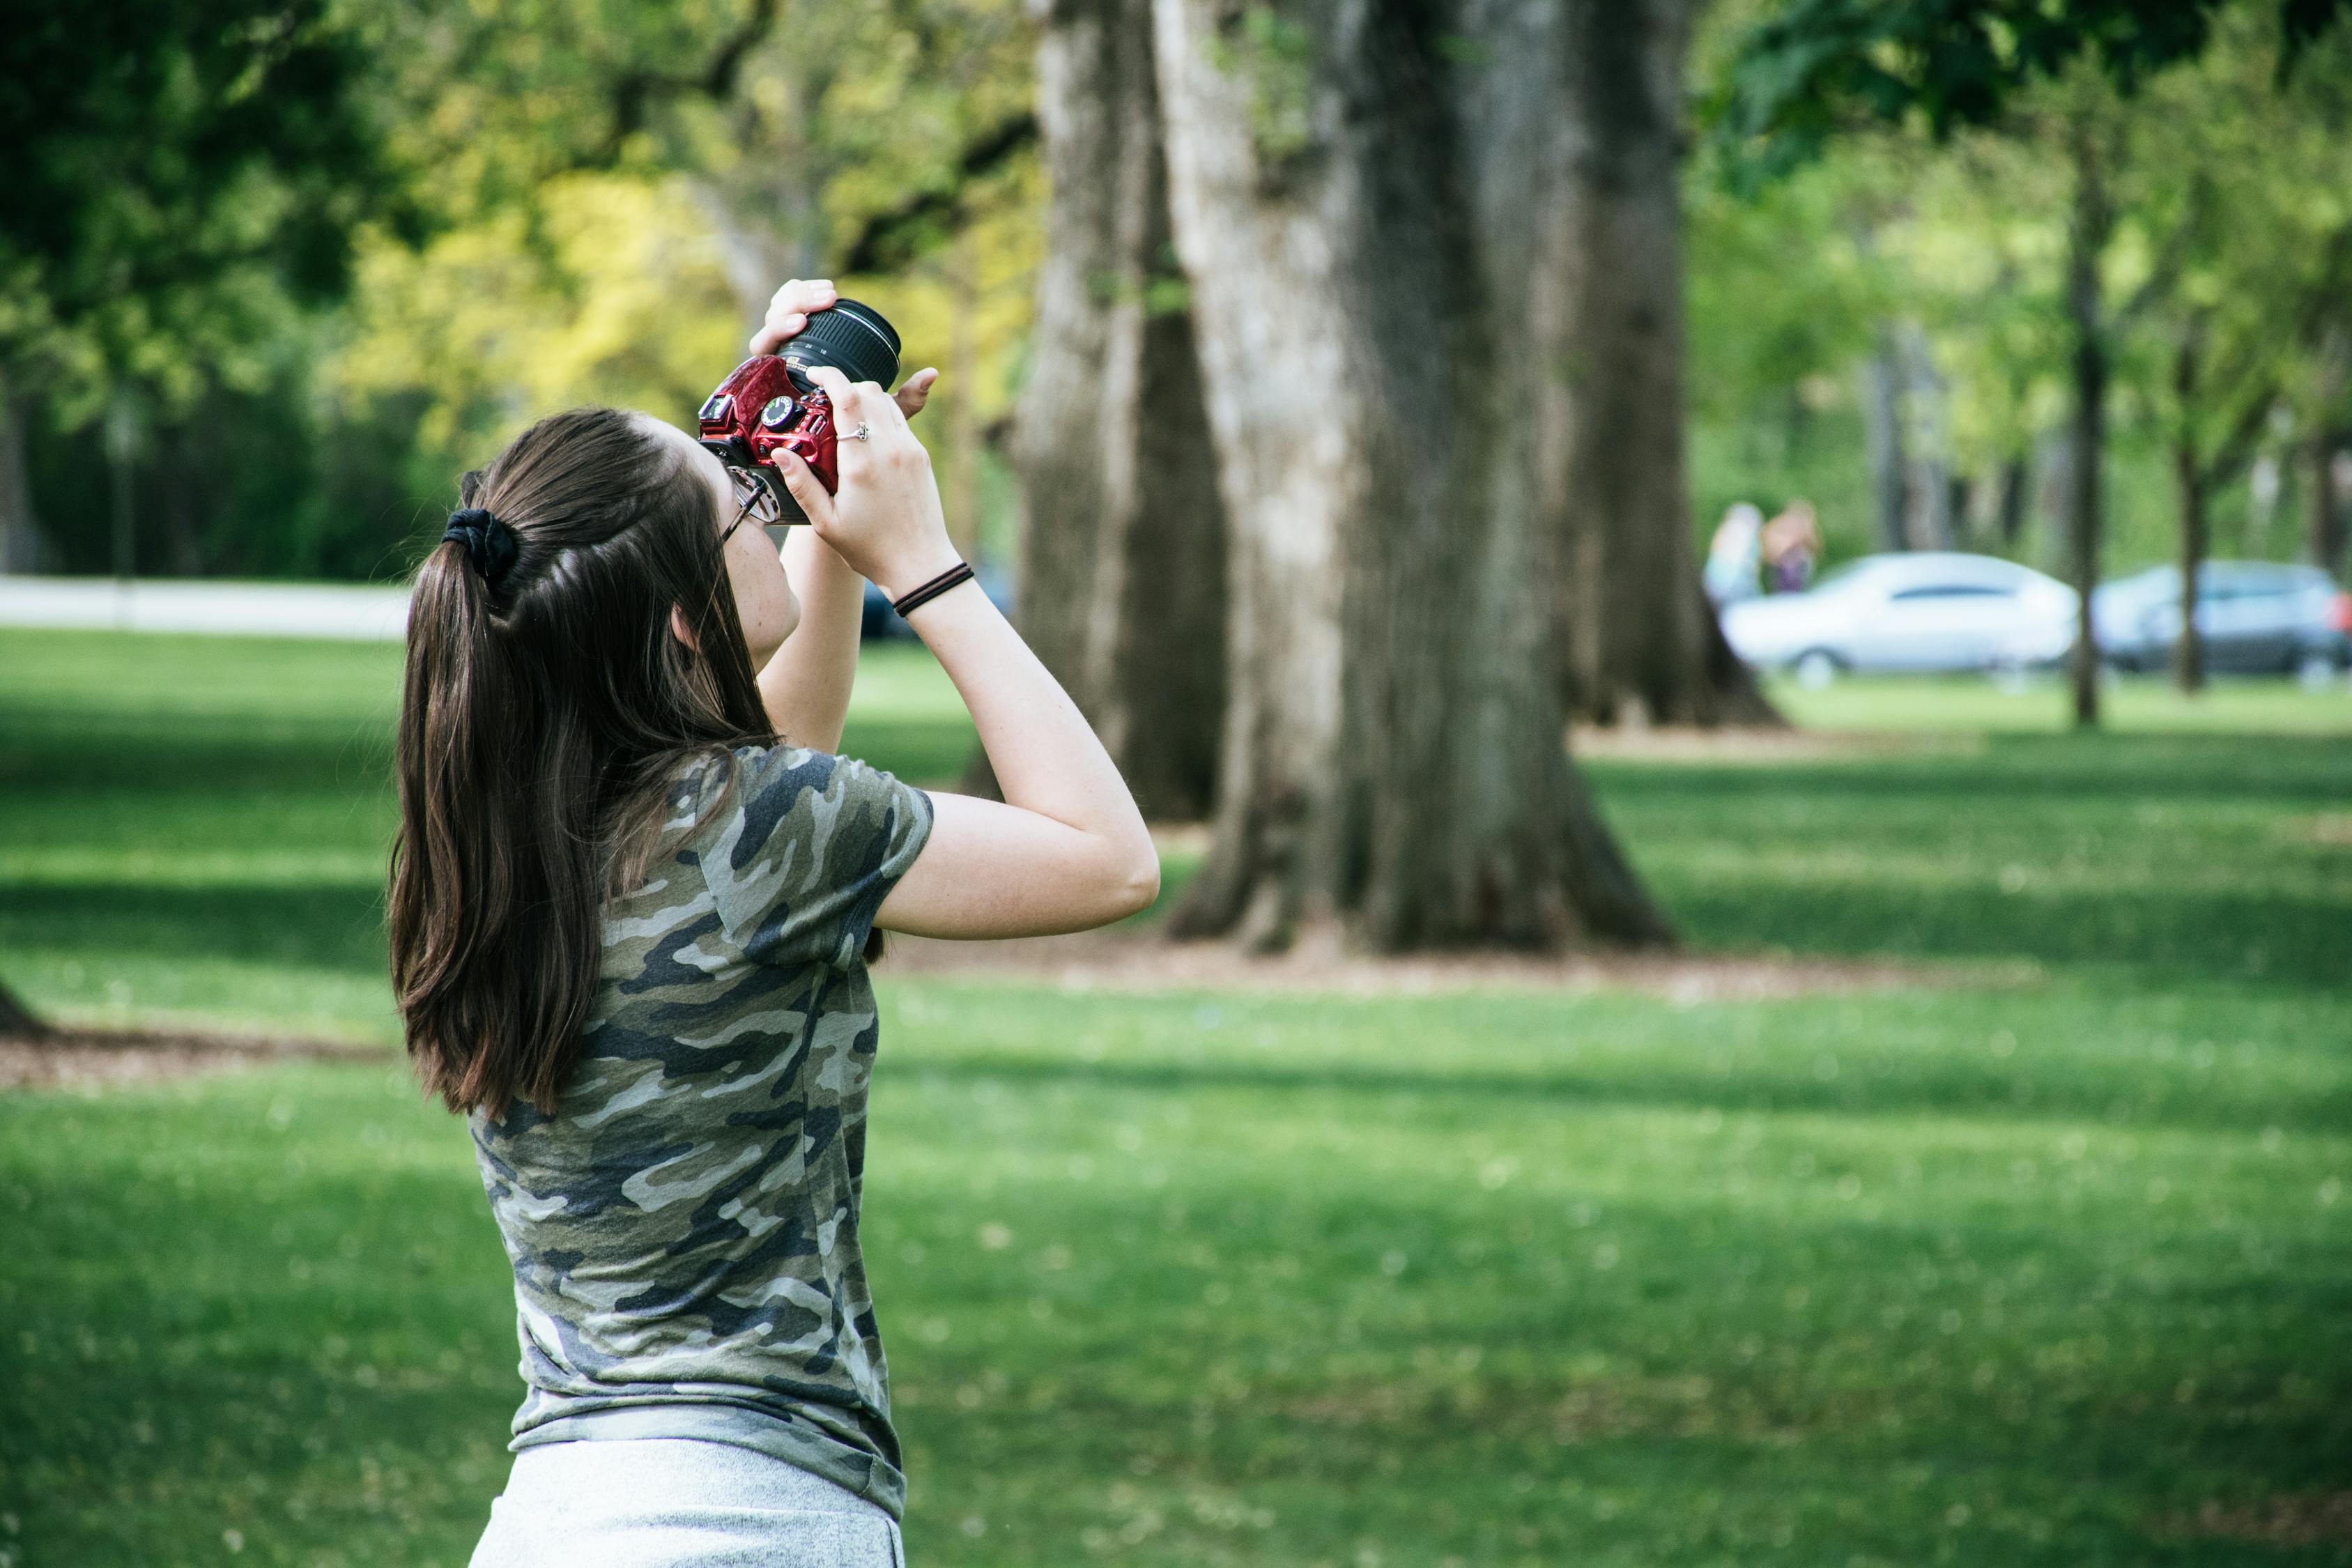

{"left": 2, "top": 629, "right": 2348, "bottom": 1567}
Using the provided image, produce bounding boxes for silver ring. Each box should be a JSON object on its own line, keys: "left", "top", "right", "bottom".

{"left": 845, "top": 420, "right": 873, "bottom": 442}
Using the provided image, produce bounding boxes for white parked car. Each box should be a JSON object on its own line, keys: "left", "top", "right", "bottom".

{"left": 1720, "top": 552, "right": 2078, "bottom": 686}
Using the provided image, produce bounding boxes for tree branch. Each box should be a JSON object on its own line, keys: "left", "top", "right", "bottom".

{"left": 838, "top": 110, "right": 1039, "bottom": 274}
{"left": 2114, "top": 200, "right": 2201, "bottom": 332}
{"left": 597, "top": 0, "right": 783, "bottom": 163}
{"left": 2197, "top": 376, "right": 2280, "bottom": 493}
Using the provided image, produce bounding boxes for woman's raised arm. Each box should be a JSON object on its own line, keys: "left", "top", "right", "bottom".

{"left": 747, "top": 278, "right": 939, "bottom": 752}
{"left": 771, "top": 367, "right": 1159, "bottom": 939}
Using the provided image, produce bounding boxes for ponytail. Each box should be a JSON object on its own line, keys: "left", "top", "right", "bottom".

{"left": 388, "top": 408, "right": 774, "bottom": 1120}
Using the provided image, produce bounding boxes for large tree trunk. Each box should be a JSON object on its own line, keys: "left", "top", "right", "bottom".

{"left": 2063, "top": 114, "right": 2112, "bottom": 730}
{"left": 1015, "top": 0, "right": 1227, "bottom": 821}
{"left": 1153, "top": 0, "right": 1673, "bottom": 951}
{"left": 1558, "top": 0, "right": 1776, "bottom": 727}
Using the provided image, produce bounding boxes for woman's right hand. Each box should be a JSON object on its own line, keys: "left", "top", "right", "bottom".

{"left": 771, "top": 366, "right": 963, "bottom": 601}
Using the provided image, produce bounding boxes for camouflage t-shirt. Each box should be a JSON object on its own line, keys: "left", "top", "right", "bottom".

{"left": 469, "top": 741, "right": 934, "bottom": 1520}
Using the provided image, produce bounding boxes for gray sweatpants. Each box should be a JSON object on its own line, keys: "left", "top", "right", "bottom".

{"left": 468, "top": 1437, "right": 906, "bottom": 1567}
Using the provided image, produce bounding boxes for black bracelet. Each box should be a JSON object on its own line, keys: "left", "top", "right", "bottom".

{"left": 891, "top": 561, "right": 975, "bottom": 618}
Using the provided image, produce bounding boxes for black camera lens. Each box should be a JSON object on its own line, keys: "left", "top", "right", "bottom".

{"left": 779, "top": 298, "right": 901, "bottom": 391}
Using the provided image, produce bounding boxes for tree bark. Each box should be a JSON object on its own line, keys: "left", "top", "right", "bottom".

{"left": 2312, "top": 321, "right": 2349, "bottom": 580}
{"left": 160, "top": 419, "right": 208, "bottom": 576}
{"left": 2316, "top": 430, "right": 2348, "bottom": 581}
{"left": 2169, "top": 329, "right": 2206, "bottom": 693}
{"left": 1861, "top": 334, "right": 1909, "bottom": 553}
{"left": 1558, "top": 0, "right": 1776, "bottom": 727}
{"left": 1153, "top": 0, "right": 1673, "bottom": 951}
{"left": 2170, "top": 470, "right": 2207, "bottom": 695}
{"left": 1896, "top": 322, "right": 1954, "bottom": 549}
{"left": 2063, "top": 113, "right": 2112, "bottom": 729}
{"left": 0, "top": 978, "right": 50, "bottom": 1038}
{"left": 0, "top": 364, "right": 43, "bottom": 574}
{"left": 1015, "top": 0, "right": 1227, "bottom": 822}
{"left": 698, "top": 56, "right": 833, "bottom": 333}
{"left": 1995, "top": 455, "right": 2027, "bottom": 547}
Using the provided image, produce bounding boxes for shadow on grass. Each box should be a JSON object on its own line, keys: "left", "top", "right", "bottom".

{"left": 1592, "top": 730, "right": 2352, "bottom": 806}
{"left": 1659, "top": 884, "right": 2347, "bottom": 990}
{"left": 0, "top": 882, "right": 393, "bottom": 976}
{"left": 887, "top": 1045, "right": 2351, "bottom": 1135}
{"left": 1588, "top": 730, "right": 2352, "bottom": 990}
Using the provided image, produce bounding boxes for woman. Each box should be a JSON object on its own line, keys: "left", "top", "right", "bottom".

{"left": 387, "top": 279, "right": 1159, "bottom": 1567}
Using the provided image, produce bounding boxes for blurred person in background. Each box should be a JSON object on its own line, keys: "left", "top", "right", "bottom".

{"left": 1706, "top": 502, "right": 1766, "bottom": 605}
{"left": 1762, "top": 498, "right": 1822, "bottom": 594}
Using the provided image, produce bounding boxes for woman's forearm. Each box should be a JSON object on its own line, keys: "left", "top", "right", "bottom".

{"left": 902, "top": 576, "right": 1153, "bottom": 859}
{"left": 758, "top": 529, "right": 864, "bottom": 752}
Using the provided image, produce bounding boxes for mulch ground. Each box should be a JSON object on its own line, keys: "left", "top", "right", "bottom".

{"left": 0, "top": 1026, "right": 383, "bottom": 1093}
{"left": 882, "top": 924, "right": 2036, "bottom": 1002}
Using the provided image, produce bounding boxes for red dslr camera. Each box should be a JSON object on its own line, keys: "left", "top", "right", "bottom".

{"left": 696, "top": 298, "right": 902, "bottom": 525}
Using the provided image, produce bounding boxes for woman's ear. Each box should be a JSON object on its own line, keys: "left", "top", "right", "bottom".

{"left": 668, "top": 604, "right": 702, "bottom": 654}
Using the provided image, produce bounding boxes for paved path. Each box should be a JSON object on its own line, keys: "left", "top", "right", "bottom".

{"left": 0, "top": 576, "right": 410, "bottom": 641}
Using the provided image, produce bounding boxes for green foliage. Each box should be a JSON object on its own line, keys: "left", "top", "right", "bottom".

{"left": 2, "top": 0, "right": 1043, "bottom": 581}
{"left": 1705, "top": 0, "right": 2351, "bottom": 192}
{"left": 1685, "top": 5, "right": 2352, "bottom": 579}
{"left": 2, "top": 631, "right": 2349, "bottom": 1563}
{"left": 0, "top": 0, "right": 410, "bottom": 410}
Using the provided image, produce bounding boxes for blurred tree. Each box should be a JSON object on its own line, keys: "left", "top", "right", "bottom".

{"left": 2311, "top": 329, "right": 2352, "bottom": 578}
{"left": 1556, "top": 0, "right": 1776, "bottom": 726}
{"left": 1013, "top": 0, "right": 1227, "bottom": 820}
{"left": 366, "top": 0, "right": 1038, "bottom": 547}
{"left": 1152, "top": 0, "right": 1672, "bottom": 951}
{"left": 332, "top": 176, "right": 746, "bottom": 477}
{"left": 2128, "top": 25, "right": 2352, "bottom": 688}
{"left": 0, "top": 0, "right": 408, "bottom": 574}
{"left": 0, "top": 0, "right": 404, "bottom": 1033}
{"left": 1710, "top": 0, "right": 2351, "bottom": 725}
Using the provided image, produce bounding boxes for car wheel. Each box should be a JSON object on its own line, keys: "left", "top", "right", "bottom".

{"left": 1792, "top": 649, "right": 1840, "bottom": 690}
{"left": 2293, "top": 650, "right": 2340, "bottom": 690}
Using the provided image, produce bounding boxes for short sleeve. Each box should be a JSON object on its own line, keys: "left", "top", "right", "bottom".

{"left": 700, "top": 744, "right": 935, "bottom": 971}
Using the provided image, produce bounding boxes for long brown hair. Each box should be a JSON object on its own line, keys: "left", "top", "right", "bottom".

{"left": 388, "top": 408, "right": 774, "bottom": 1120}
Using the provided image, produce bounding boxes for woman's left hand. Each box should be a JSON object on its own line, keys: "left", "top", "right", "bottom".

{"left": 749, "top": 278, "right": 940, "bottom": 422}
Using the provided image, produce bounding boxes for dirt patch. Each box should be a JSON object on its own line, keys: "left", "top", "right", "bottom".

{"left": 2282, "top": 812, "right": 2352, "bottom": 846}
{"left": 2155, "top": 1493, "right": 2352, "bottom": 1548}
{"left": 1569, "top": 724, "right": 1982, "bottom": 764}
{"left": 0, "top": 1025, "right": 383, "bottom": 1092}
{"left": 883, "top": 925, "right": 2031, "bottom": 1002}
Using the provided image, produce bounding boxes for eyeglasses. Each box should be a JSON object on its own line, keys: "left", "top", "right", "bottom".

{"left": 721, "top": 466, "right": 783, "bottom": 546}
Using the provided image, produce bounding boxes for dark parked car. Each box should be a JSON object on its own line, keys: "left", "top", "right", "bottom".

{"left": 2092, "top": 562, "right": 2352, "bottom": 684}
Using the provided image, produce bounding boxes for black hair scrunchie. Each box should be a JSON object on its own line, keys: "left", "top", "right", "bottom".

{"left": 442, "top": 507, "right": 520, "bottom": 591}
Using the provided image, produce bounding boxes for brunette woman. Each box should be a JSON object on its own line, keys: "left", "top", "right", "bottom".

{"left": 388, "top": 280, "right": 1158, "bottom": 1567}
